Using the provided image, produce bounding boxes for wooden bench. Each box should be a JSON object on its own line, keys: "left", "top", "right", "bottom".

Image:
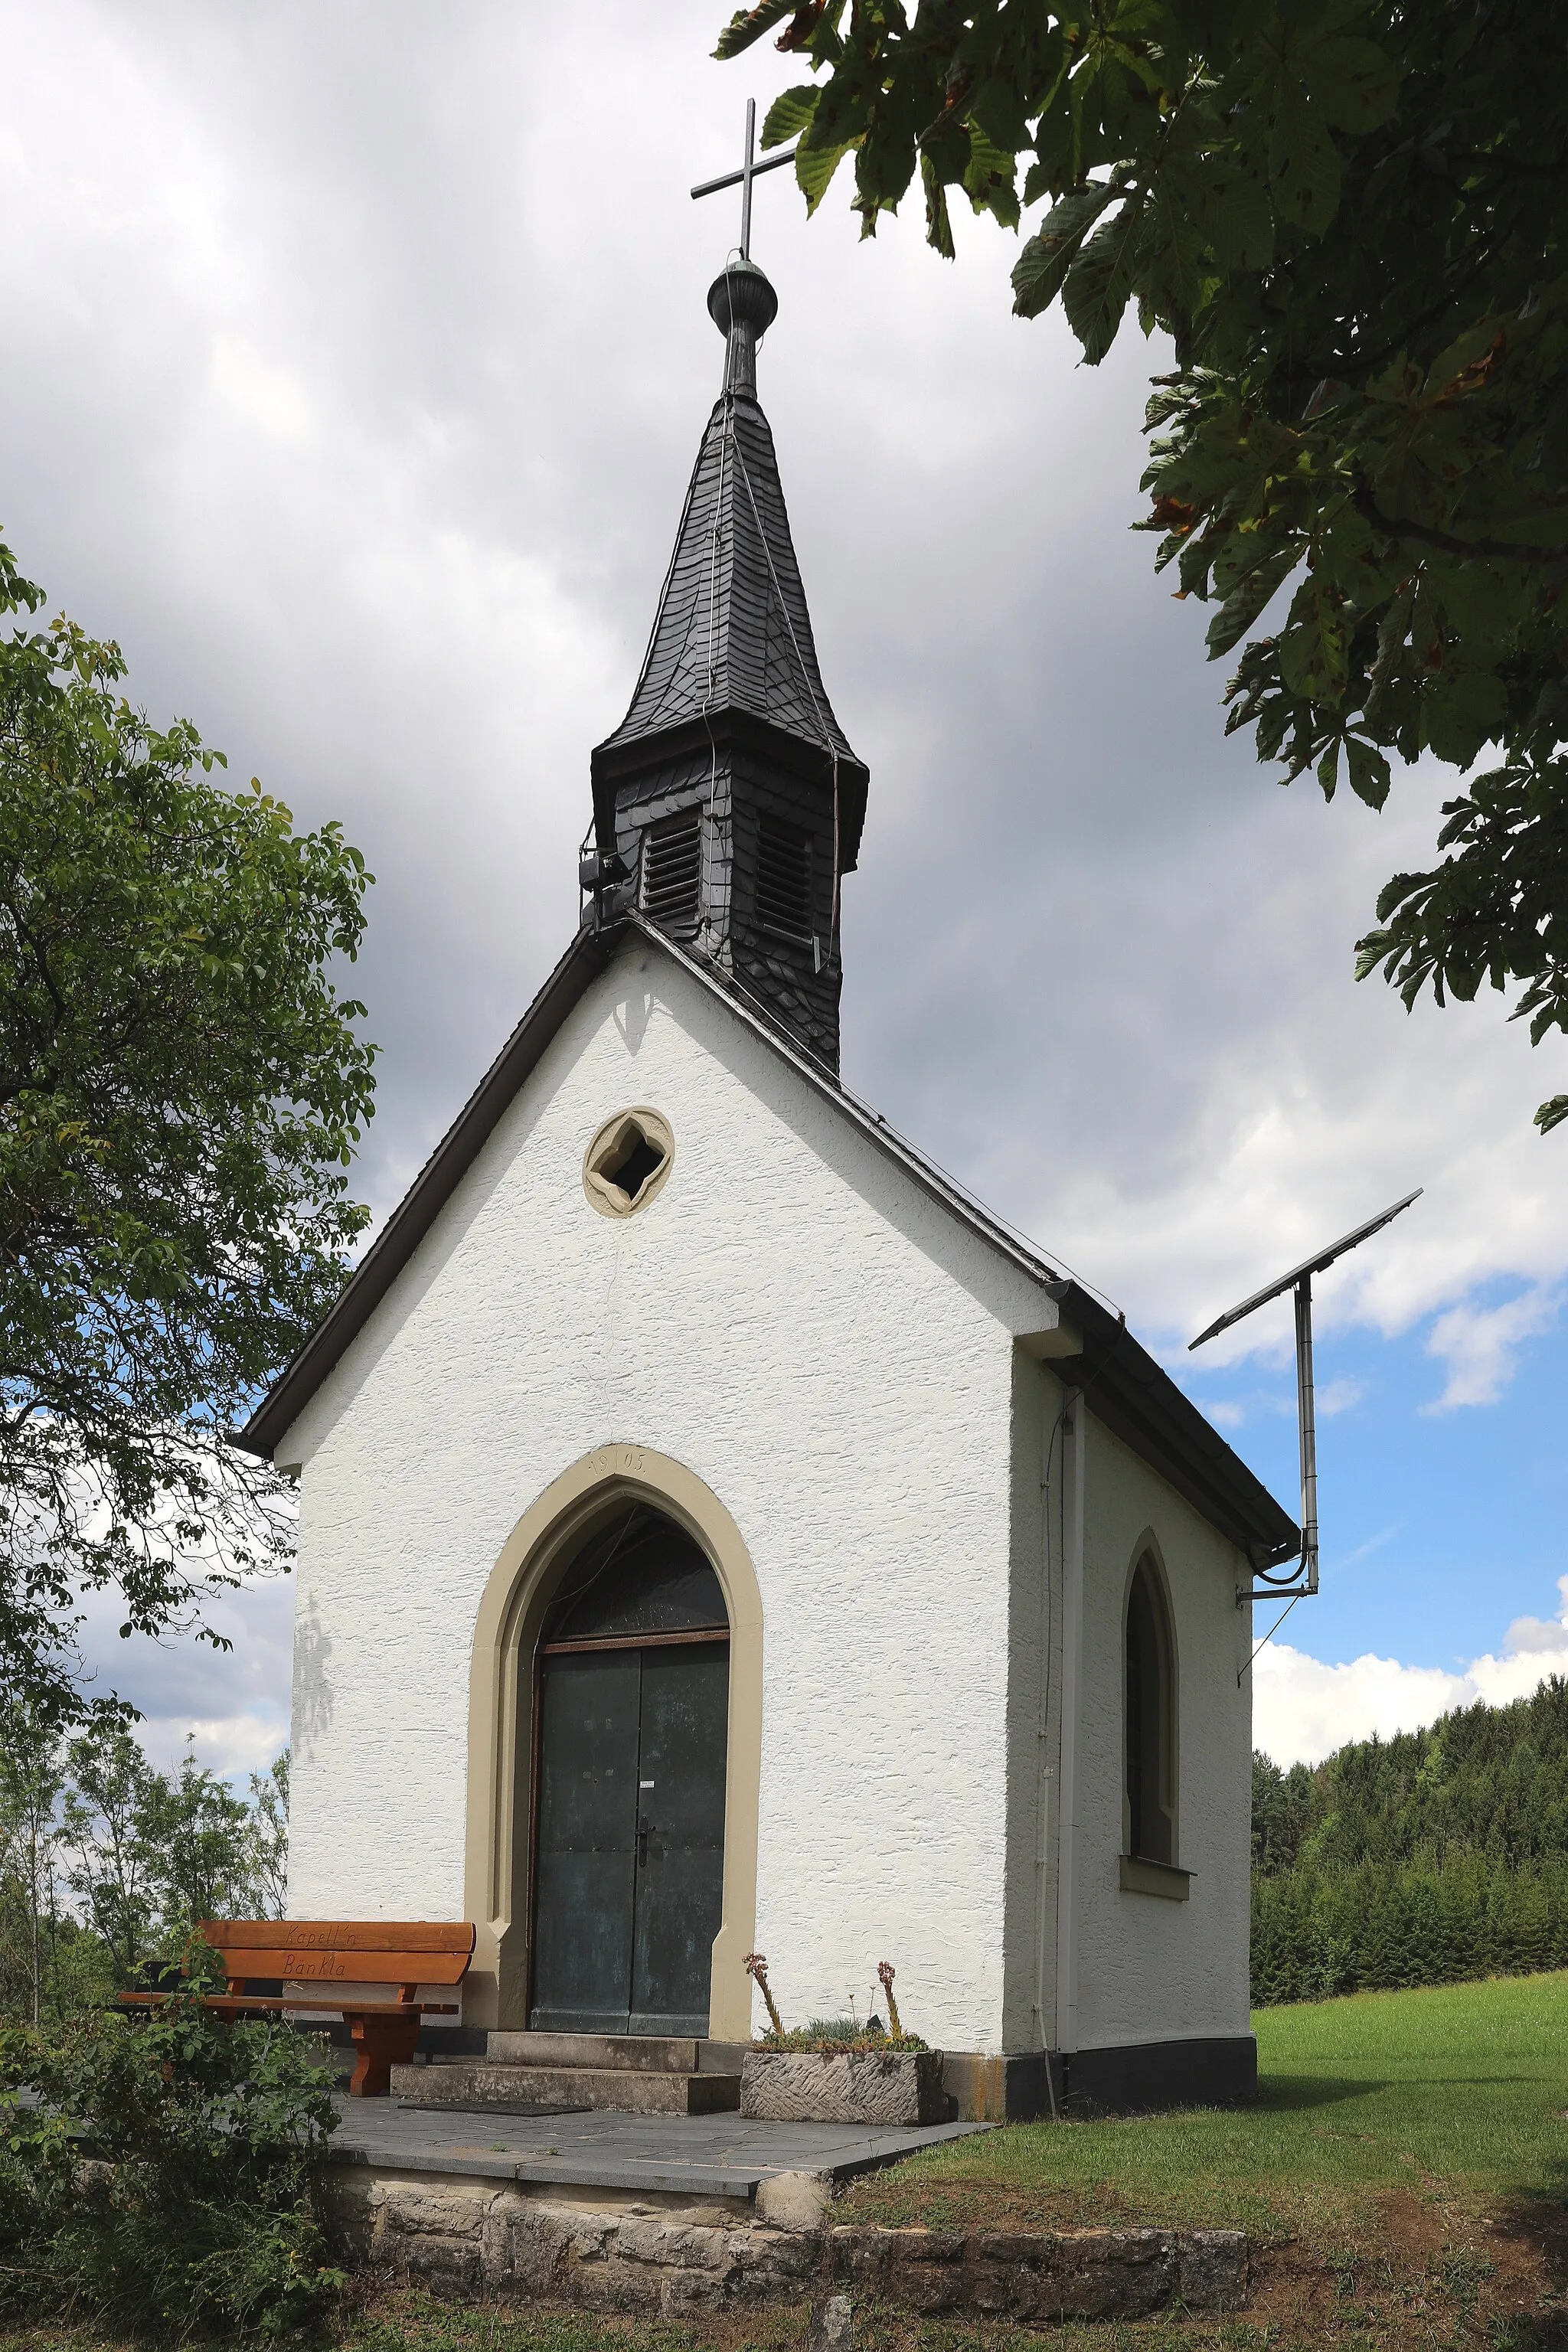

{"left": 121, "top": 1920, "right": 475, "bottom": 2096}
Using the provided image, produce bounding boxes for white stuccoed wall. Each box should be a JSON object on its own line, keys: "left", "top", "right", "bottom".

{"left": 1071, "top": 1421, "right": 1254, "bottom": 2051}
{"left": 276, "top": 935, "right": 1257, "bottom": 2060}
{"left": 278, "top": 942, "right": 1057, "bottom": 2053}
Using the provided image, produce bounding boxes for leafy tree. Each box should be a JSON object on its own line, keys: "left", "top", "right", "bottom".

{"left": 0, "top": 1708, "right": 66, "bottom": 2024}
{"left": 139, "top": 1740, "right": 263, "bottom": 1938}
{"left": 716, "top": 0, "right": 1568, "bottom": 1127}
{"left": 66, "top": 1728, "right": 290, "bottom": 1980}
{"left": 247, "top": 1749, "right": 289, "bottom": 1921}
{"left": 4, "top": 1711, "right": 290, "bottom": 2014}
{"left": 61, "top": 1721, "right": 158, "bottom": 1981}
{"left": 0, "top": 536, "right": 375, "bottom": 1726}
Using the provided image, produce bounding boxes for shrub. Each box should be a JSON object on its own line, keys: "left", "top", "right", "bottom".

{"left": 0, "top": 1972, "right": 343, "bottom": 2341}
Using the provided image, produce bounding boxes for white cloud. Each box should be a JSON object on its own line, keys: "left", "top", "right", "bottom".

{"left": 143, "top": 1711, "right": 289, "bottom": 1782}
{"left": 1502, "top": 1583, "right": 1568, "bottom": 1657}
{"left": 2, "top": 0, "right": 1565, "bottom": 1758}
{"left": 1423, "top": 1285, "right": 1562, "bottom": 1410}
{"left": 75, "top": 1574, "right": 294, "bottom": 1783}
{"left": 1181, "top": 1384, "right": 1298, "bottom": 1432}
{"left": 1316, "top": 1374, "right": 1367, "bottom": 1417}
{"left": 2, "top": 0, "right": 1563, "bottom": 1386}
{"left": 208, "top": 333, "right": 315, "bottom": 442}
{"left": 1254, "top": 1573, "right": 1568, "bottom": 1766}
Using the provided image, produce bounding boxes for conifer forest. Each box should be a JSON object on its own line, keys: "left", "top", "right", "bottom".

{"left": 1251, "top": 1676, "right": 1568, "bottom": 2004}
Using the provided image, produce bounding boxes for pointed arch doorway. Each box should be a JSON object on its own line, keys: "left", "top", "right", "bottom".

{"left": 529, "top": 1505, "right": 730, "bottom": 2036}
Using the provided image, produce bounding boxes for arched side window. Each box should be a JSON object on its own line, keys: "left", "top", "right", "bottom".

{"left": 1124, "top": 1553, "right": 1177, "bottom": 1865}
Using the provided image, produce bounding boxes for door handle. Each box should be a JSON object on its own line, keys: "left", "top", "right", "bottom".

{"left": 637, "top": 1818, "right": 658, "bottom": 1867}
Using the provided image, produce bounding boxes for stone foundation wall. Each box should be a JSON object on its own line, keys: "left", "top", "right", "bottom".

{"left": 320, "top": 2167, "right": 1246, "bottom": 2321}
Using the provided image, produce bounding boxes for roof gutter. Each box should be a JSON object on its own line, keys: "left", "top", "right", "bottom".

{"left": 1042, "top": 1282, "right": 1299, "bottom": 1570}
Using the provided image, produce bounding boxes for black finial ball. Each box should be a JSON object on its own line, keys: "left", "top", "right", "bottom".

{"left": 707, "top": 257, "right": 779, "bottom": 341}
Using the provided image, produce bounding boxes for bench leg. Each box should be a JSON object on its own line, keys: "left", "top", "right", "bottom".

{"left": 346, "top": 2011, "right": 422, "bottom": 2096}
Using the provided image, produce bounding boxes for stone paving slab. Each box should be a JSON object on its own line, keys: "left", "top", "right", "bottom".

{"left": 325, "top": 2092, "right": 989, "bottom": 2199}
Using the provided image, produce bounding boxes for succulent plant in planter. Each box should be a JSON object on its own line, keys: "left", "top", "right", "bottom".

{"left": 741, "top": 1958, "right": 946, "bottom": 2125}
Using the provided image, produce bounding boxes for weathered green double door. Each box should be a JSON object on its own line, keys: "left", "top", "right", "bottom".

{"left": 530, "top": 1641, "right": 730, "bottom": 2037}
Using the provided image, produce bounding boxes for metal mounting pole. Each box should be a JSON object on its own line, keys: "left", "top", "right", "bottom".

{"left": 1294, "top": 1275, "right": 1319, "bottom": 1594}
{"left": 1188, "top": 1187, "right": 1420, "bottom": 1604}
{"left": 740, "top": 99, "right": 756, "bottom": 260}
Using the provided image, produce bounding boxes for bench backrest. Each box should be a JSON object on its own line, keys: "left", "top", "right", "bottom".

{"left": 201, "top": 1920, "right": 475, "bottom": 1990}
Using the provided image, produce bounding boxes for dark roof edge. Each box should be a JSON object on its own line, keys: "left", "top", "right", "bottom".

{"left": 633, "top": 924, "right": 1298, "bottom": 1569}
{"left": 237, "top": 925, "right": 613, "bottom": 1460}
{"left": 591, "top": 704, "right": 868, "bottom": 788}
{"left": 1044, "top": 1285, "right": 1300, "bottom": 1570}
{"left": 237, "top": 913, "right": 1299, "bottom": 1566}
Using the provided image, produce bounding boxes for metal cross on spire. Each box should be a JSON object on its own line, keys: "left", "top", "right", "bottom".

{"left": 690, "top": 100, "right": 798, "bottom": 261}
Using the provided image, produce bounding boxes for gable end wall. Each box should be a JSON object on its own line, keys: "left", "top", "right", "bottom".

{"left": 279, "top": 945, "right": 1058, "bottom": 2051}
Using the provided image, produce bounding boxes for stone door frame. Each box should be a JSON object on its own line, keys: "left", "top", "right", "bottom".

{"left": 463, "top": 1444, "right": 763, "bottom": 2039}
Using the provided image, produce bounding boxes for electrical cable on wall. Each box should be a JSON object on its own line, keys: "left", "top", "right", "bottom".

{"left": 1035, "top": 1382, "right": 1067, "bottom": 2118}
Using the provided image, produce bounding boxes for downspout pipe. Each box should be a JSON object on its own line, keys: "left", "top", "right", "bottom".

{"left": 1293, "top": 1276, "right": 1320, "bottom": 1596}
{"left": 1054, "top": 1389, "right": 1086, "bottom": 2072}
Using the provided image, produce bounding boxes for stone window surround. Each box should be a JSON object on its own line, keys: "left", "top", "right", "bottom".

{"left": 1119, "top": 1854, "right": 1192, "bottom": 1901}
{"left": 582, "top": 1106, "right": 675, "bottom": 1219}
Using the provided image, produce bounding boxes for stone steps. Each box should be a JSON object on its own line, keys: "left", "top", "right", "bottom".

{"left": 392, "top": 2030, "right": 750, "bottom": 2116}
{"left": 391, "top": 2060, "right": 742, "bottom": 2115}
{"left": 486, "top": 2031, "right": 747, "bottom": 2073}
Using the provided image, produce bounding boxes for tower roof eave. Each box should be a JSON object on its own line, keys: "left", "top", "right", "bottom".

{"left": 589, "top": 706, "right": 869, "bottom": 872}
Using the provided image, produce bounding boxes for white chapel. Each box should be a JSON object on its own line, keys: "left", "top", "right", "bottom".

{"left": 240, "top": 249, "right": 1298, "bottom": 2118}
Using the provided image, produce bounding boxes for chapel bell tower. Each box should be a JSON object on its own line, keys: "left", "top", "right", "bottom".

{"left": 583, "top": 253, "right": 868, "bottom": 1074}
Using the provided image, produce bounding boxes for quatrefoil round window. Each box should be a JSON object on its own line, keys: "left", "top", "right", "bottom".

{"left": 583, "top": 1107, "right": 675, "bottom": 1219}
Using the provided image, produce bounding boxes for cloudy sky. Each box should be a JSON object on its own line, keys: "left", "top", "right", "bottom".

{"left": 5, "top": 0, "right": 1565, "bottom": 1779}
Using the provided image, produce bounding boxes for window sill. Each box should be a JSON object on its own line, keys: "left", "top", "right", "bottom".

{"left": 1119, "top": 1854, "right": 1191, "bottom": 1901}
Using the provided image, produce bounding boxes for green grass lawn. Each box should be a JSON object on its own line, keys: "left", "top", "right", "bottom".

{"left": 842, "top": 1970, "right": 1568, "bottom": 2240}
{"left": 831, "top": 1972, "right": 1568, "bottom": 2349}
{"left": 4, "top": 1975, "right": 1565, "bottom": 2351}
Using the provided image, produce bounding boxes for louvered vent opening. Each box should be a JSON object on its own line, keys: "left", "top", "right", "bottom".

{"left": 756, "top": 815, "right": 812, "bottom": 939}
{"left": 641, "top": 810, "right": 702, "bottom": 932}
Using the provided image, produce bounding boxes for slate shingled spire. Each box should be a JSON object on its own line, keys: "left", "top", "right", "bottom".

{"left": 589, "top": 256, "right": 868, "bottom": 1073}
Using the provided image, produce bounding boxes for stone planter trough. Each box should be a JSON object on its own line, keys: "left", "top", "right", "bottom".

{"left": 740, "top": 2048, "right": 947, "bottom": 2125}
